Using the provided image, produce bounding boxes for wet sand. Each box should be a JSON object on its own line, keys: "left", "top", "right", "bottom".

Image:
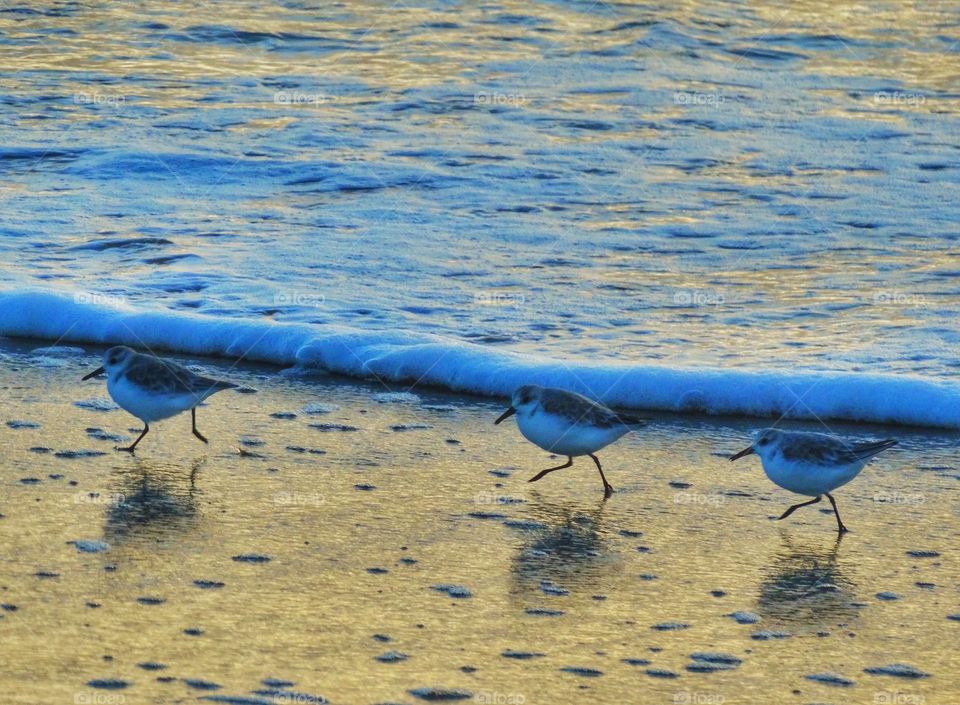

{"left": 0, "top": 338, "right": 957, "bottom": 704}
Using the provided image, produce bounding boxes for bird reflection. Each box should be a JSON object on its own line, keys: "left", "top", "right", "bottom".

{"left": 102, "top": 456, "right": 203, "bottom": 543}
{"left": 509, "top": 497, "right": 621, "bottom": 601}
{"left": 756, "top": 531, "right": 859, "bottom": 629}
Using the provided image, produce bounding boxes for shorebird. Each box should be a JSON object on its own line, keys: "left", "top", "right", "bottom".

{"left": 81, "top": 346, "right": 238, "bottom": 452}
{"left": 495, "top": 384, "right": 648, "bottom": 497}
{"left": 730, "top": 428, "right": 897, "bottom": 534}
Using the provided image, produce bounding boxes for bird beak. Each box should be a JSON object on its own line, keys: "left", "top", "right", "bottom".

{"left": 494, "top": 407, "right": 517, "bottom": 425}
{"left": 729, "top": 446, "right": 755, "bottom": 461}
{"left": 81, "top": 366, "right": 106, "bottom": 381}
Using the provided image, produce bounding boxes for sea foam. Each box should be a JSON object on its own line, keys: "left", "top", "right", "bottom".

{"left": 4, "top": 290, "right": 960, "bottom": 429}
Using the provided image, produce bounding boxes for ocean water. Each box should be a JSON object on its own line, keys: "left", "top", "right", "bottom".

{"left": 2, "top": 1, "right": 959, "bottom": 425}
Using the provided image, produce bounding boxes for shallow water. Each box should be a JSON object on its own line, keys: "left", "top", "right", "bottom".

{"left": 2, "top": 0, "right": 959, "bottom": 375}
{"left": 1, "top": 340, "right": 957, "bottom": 703}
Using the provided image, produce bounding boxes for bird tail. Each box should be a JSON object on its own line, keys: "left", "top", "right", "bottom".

{"left": 191, "top": 378, "right": 239, "bottom": 398}
{"left": 851, "top": 438, "right": 897, "bottom": 460}
{"left": 617, "top": 413, "right": 650, "bottom": 428}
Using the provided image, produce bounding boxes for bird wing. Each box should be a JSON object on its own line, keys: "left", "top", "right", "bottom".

{"left": 846, "top": 439, "right": 898, "bottom": 462}
{"left": 124, "top": 355, "right": 236, "bottom": 397}
{"left": 613, "top": 410, "right": 649, "bottom": 428}
{"left": 186, "top": 373, "right": 238, "bottom": 395}
{"left": 781, "top": 434, "right": 896, "bottom": 465}
{"left": 541, "top": 390, "right": 647, "bottom": 429}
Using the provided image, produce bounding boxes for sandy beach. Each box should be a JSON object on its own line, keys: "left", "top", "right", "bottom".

{"left": 0, "top": 338, "right": 956, "bottom": 705}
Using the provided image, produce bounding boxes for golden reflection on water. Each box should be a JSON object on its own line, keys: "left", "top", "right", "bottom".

{"left": 0, "top": 349, "right": 957, "bottom": 703}
{"left": 510, "top": 499, "right": 620, "bottom": 601}
{"left": 0, "top": 1, "right": 956, "bottom": 94}
{"left": 756, "top": 532, "right": 859, "bottom": 629}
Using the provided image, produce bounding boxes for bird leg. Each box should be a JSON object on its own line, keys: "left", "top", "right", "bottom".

{"left": 528, "top": 456, "right": 573, "bottom": 483}
{"left": 117, "top": 424, "right": 149, "bottom": 453}
{"left": 588, "top": 453, "right": 614, "bottom": 497}
{"left": 777, "top": 495, "right": 822, "bottom": 520}
{"left": 825, "top": 492, "right": 849, "bottom": 534}
{"left": 192, "top": 407, "right": 208, "bottom": 443}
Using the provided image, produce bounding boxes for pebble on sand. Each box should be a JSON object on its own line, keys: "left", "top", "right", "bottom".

{"left": 74, "top": 397, "right": 119, "bottom": 411}
{"left": 863, "top": 664, "right": 931, "bottom": 679}
{"left": 261, "top": 679, "right": 295, "bottom": 688}
{"left": 431, "top": 584, "right": 472, "bottom": 598}
{"left": 408, "top": 687, "right": 473, "bottom": 701}
{"left": 501, "top": 650, "right": 545, "bottom": 659}
{"left": 87, "top": 679, "right": 130, "bottom": 689}
{"left": 875, "top": 592, "right": 901, "bottom": 601}
{"left": 652, "top": 621, "right": 689, "bottom": 631}
{"left": 232, "top": 554, "right": 272, "bottom": 563}
{"left": 137, "top": 663, "right": 167, "bottom": 671}
{"left": 55, "top": 450, "right": 108, "bottom": 459}
{"left": 539, "top": 580, "right": 569, "bottom": 596}
{"left": 193, "top": 580, "right": 225, "bottom": 589}
{"left": 309, "top": 423, "right": 359, "bottom": 432}
{"left": 645, "top": 668, "right": 679, "bottom": 679}
{"left": 559, "top": 667, "right": 603, "bottom": 677}
{"left": 525, "top": 608, "right": 564, "bottom": 617}
{"left": 751, "top": 630, "right": 791, "bottom": 640}
{"left": 689, "top": 653, "right": 742, "bottom": 666}
{"left": 805, "top": 673, "right": 854, "bottom": 687}
{"left": 375, "top": 650, "right": 409, "bottom": 663}
{"left": 70, "top": 539, "right": 109, "bottom": 553}
{"left": 184, "top": 679, "right": 222, "bottom": 691}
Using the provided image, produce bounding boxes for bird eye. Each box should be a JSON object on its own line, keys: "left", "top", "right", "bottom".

{"left": 758, "top": 438, "right": 769, "bottom": 446}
